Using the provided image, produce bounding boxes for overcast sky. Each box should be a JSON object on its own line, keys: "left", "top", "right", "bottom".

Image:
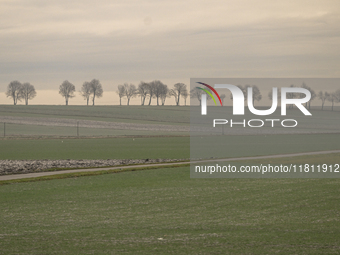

{"left": 1, "top": 0, "right": 340, "bottom": 105}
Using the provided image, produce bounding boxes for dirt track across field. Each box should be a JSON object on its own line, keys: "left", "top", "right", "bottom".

{"left": 1, "top": 150, "right": 339, "bottom": 181}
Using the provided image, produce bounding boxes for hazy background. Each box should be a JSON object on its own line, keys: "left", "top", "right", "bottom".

{"left": 1, "top": 0, "right": 339, "bottom": 105}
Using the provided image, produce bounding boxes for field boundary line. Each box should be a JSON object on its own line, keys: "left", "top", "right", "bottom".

{"left": 1, "top": 150, "right": 340, "bottom": 182}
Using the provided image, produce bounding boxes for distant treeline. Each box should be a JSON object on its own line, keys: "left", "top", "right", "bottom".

{"left": 4, "top": 80, "right": 340, "bottom": 110}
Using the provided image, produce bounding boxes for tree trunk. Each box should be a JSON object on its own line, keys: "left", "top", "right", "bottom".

{"left": 120, "top": 97, "right": 121, "bottom": 106}
{"left": 92, "top": 95, "right": 95, "bottom": 106}
{"left": 148, "top": 96, "right": 152, "bottom": 105}
{"left": 66, "top": 98, "right": 68, "bottom": 106}
{"left": 127, "top": 98, "right": 130, "bottom": 105}
{"left": 86, "top": 97, "right": 89, "bottom": 106}
{"left": 157, "top": 97, "right": 159, "bottom": 106}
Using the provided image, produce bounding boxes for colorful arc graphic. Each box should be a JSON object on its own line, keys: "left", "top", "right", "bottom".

{"left": 196, "top": 87, "right": 217, "bottom": 105}
{"left": 196, "top": 82, "right": 223, "bottom": 106}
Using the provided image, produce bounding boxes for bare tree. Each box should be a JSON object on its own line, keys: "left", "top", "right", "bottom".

{"left": 268, "top": 89, "right": 281, "bottom": 101}
{"left": 124, "top": 83, "right": 137, "bottom": 105}
{"left": 220, "top": 94, "right": 226, "bottom": 105}
{"left": 327, "top": 92, "right": 338, "bottom": 111}
{"left": 149, "top": 80, "right": 166, "bottom": 106}
{"left": 170, "top": 83, "right": 187, "bottom": 106}
{"left": 6, "top": 81, "right": 22, "bottom": 105}
{"left": 190, "top": 87, "right": 211, "bottom": 106}
{"left": 182, "top": 90, "right": 189, "bottom": 106}
{"left": 159, "top": 83, "right": 169, "bottom": 106}
{"left": 318, "top": 91, "right": 329, "bottom": 110}
{"left": 286, "top": 84, "right": 298, "bottom": 109}
{"left": 301, "top": 82, "right": 316, "bottom": 109}
{"left": 336, "top": 89, "right": 340, "bottom": 107}
{"left": 147, "top": 82, "right": 155, "bottom": 105}
{"left": 138, "top": 81, "right": 149, "bottom": 106}
{"left": 21, "top": 83, "right": 36, "bottom": 105}
{"left": 251, "top": 85, "right": 262, "bottom": 105}
{"left": 80, "top": 81, "right": 92, "bottom": 105}
{"left": 90, "top": 79, "right": 103, "bottom": 106}
{"left": 230, "top": 85, "right": 249, "bottom": 104}
{"left": 117, "top": 84, "right": 126, "bottom": 106}
{"left": 59, "top": 80, "right": 75, "bottom": 105}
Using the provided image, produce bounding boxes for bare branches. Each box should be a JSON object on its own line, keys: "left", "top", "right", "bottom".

{"left": 117, "top": 84, "right": 126, "bottom": 106}
{"left": 170, "top": 83, "right": 187, "bottom": 106}
{"left": 327, "top": 90, "right": 340, "bottom": 111}
{"left": 6, "top": 81, "right": 22, "bottom": 105}
{"left": 80, "top": 82, "right": 92, "bottom": 106}
{"left": 190, "top": 87, "right": 205, "bottom": 106}
{"left": 59, "top": 80, "right": 75, "bottom": 105}
{"left": 159, "top": 83, "right": 169, "bottom": 106}
{"left": 138, "top": 82, "right": 149, "bottom": 106}
{"left": 21, "top": 83, "right": 36, "bottom": 105}
{"left": 89, "top": 79, "right": 103, "bottom": 106}
{"left": 123, "top": 83, "right": 137, "bottom": 106}
{"left": 301, "top": 82, "right": 316, "bottom": 109}
{"left": 251, "top": 85, "right": 262, "bottom": 105}
{"left": 220, "top": 94, "right": 226, "bottom": 105}
{"left": 149, "top": 80, "right": 167, "bottom": 106}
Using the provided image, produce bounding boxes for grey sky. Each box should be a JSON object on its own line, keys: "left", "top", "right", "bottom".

{"left": 1, "top": 0, "right": 340, "bottom": 104}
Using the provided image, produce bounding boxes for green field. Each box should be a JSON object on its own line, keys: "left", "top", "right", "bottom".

{"left": 0, "top": 123, "right": 187, "bottom": 137}
{"left": 0, "top": 105, "right": 190, "bottom": 138}
{"left": 192, "top": 133, "right": 340, "bottom": 159}
{"left": 1, "top": 105, "right": 340, "bottom": 254}
{"left": 0, "top": 105, "right": 190, "bottom": 125}
{"left": 0, "top": 137, "right": 189, "bottom": 160}
{"left": 1, "top": 166, "right": 340, "bottom": 254}
{"left": 1, "top": 133, "right": 339, "bottom": 161}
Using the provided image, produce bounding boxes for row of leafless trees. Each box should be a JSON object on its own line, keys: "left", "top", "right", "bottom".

{"left": 59, "top": 79, "right": 103, "bottom": 105}
{"left": 191, "top": 82, "right": 340, "bottom": 111}
{"left": 268, "top": 83, "right": 340, "bottom": 111}
{"left": 5, "top": 80, "right": 340, "bottom": 109}
{"left": 116, "top": 81, "right": 189, "bottom": 106}
{"left": 5, "top": 81, "right": 37, "bottom": 105}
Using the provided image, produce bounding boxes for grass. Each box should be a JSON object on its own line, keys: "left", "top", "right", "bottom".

{"left": 0, "top": 133, "right": 339, "bottom": 161}
{"left": 0, "top": 123, "right": 187, "bottom": 137}
{"left": 1, "top": 105, "right": 339, "bottom": 254}
{"left": 236, "top": 152, "right": 340, "bottom": 166}
{"left": 0, "top": 105, "right": 190, "bottom": 125}
{"left": 1, "top": 166, "right": 340, "bottom": 254}
{"left": 0, "top": 105, "right": 190, "bottom": 137}
{"left": 0, "top": 136, "right": 190, "bottom": 160}
{"left": 0, "top": 164, "right": 190, "bottom": 185}
{"left": 192, "top": 133, "right": 340, "bottom": 159}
